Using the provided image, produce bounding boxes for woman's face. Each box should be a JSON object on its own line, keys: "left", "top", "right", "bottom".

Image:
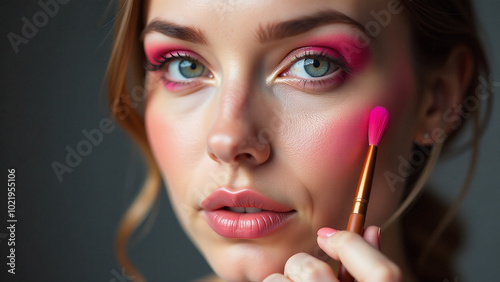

{"left": 144, "top": 0, "right": 421, "bottom": 280}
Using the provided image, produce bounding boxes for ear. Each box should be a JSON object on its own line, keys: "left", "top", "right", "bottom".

{"left": 414, "top": 46, "right": 474, "bottom": 145}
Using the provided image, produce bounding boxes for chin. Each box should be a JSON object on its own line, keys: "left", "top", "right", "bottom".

{"left": 208, "top": 249, "right": 289, "bottom": 282}
{"left": 196, "top": 231, "right": 318, "bottom": 282}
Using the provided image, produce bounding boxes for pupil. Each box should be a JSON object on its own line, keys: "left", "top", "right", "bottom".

{"left": 190, "top": 63, "right": 197, "bottom": 70}
{"left": 313, "top": 60, "right": 321, "bottom": 68}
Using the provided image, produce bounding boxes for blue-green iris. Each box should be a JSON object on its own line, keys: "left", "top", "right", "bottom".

{"left": 179, "top": 60, "right": 205, "bottom": 78}
{"left": 303, "top": 58, "right": 330, "bottom": 77}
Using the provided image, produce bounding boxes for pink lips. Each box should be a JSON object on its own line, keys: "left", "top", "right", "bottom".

{"left": 201, "top": 188, "right": 296, "bottom": 239}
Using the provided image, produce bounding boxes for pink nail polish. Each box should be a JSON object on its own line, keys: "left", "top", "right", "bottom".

{"left": 317, "top": 227, "right": 338, "bottom": 238}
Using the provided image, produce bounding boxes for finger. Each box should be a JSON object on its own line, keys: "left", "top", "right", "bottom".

{"left": 263, "top": 273, "right": 291, "bottom": 282}
{"left": 317, "top": 230, "right": 402, "bottom": 282}
{"left": 362, "top": 226, "right": 381, "bottom": 251}
{"left": 284, "top": 252, "right": 338, "bottom": 282}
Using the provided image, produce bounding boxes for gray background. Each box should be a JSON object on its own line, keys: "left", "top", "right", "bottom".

{"left": 0, "top": 1, "right": 498, "bottom": 281}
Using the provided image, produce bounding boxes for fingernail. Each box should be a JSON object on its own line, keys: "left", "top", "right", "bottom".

{"left": 317, "top": 227, "right": 338, "bottom": 238}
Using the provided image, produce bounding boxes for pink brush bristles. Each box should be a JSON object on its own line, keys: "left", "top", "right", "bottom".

{"left": 368, "top": 106, "right": 390, "bottom": 146}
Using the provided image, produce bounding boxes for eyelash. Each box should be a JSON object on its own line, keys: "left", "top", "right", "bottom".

{"left": 280, "top": 48, "right": 350, "bottom": 91}
{"left": 144, "top": 48, "right": 350, "bottom": 91}
{"left": 146, "top": 51, "right": 198, "bottom": 71}
{"left": 294, "top": 49, "right": 348, "bottom": 70}
{"left": 145, "top": 51, "right": 209, "bottom": 91}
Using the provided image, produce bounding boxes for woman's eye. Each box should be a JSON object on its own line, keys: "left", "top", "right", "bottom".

{"left": 289, "top": 57, "right": 339, "bottom": 78}
{"left": 277, "top": 48, "right": 349, "bottom": 91}
{"left": 168, "top": 59, "right": 207, "bottom": 80}
{"left": 145, "top": 51, "right": 214, "bottom": 91}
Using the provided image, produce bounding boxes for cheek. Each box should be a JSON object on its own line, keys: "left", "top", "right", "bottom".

{"left": 272, "top": 57, "right": 418, "bottom": 228}
{"left": 298, "top": 114, "right": 369, "bottom": 227}
{"left": 290, "top": 112, "right": 367, "bottom": 185}
{"left": 146, "top": 111, "right": 177, "bottom": 176}
{"left": 272, "top": 87, "right": 371, "bottom": 228}
{"left": 144, "top": 95, "right": 201, "bottom": 195}
{"left": 144, "top": 85, "right": 216, "bottom": 190}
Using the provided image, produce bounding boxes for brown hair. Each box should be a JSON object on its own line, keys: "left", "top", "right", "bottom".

{"left": 106, "top": 0, "right": 492, "bottom": 280}
{"left": 106, "top": 1, "right": 158, "bottom": 281}
{"left": 394, "top": 0, "right": 492, "bottom": 280}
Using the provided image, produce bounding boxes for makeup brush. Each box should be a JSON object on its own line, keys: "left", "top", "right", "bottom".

{"left": 338, "top": 106, "right": 390, "bottom": 282}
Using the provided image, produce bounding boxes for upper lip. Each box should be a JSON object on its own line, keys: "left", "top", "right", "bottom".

{"left": 201, "top": 187, "right": 294, "bottom": 212}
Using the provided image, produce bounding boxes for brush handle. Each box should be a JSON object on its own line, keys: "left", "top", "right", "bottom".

{"left": 337, "top": 213, "right": 365, "bottom": 282}
{"left": 337, "top": 145, "right": 378, "bottom": 282}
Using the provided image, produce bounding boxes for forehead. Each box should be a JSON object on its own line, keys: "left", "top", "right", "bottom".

{"left": 145, "top": 0, "right": 396, "bottom": 31}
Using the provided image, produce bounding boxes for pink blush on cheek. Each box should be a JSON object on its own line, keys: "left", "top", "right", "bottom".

{"left": 145, "top": 116, "right": 174, "bottom": 173}
{"left": 291, "top": 112, "right": 368, "bottom": 192}
{"left": 319, "top": 121, "right": 367, "bottom": 173}
{"left": 288, "top": 115, "right": 368, "bottom": 228}
{"left": 144, "top": 104, "right": 186, "bottom": 179}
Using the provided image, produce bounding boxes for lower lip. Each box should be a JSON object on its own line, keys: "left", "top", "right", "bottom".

{"left": 203, "top": 210, "right": 295, "bottom": 239}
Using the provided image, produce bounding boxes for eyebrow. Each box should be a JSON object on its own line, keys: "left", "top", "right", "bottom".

{"left": 256, "top": 10, "right": 369, "bottom": 43}
{"left": 141, "top": 19, "right": 208, "bottom": 44}
{"left": 141, "top": 10, "right": 368, "bottom": 45}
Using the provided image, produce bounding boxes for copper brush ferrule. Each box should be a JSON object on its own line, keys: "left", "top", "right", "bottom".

{"left": 348, "top": 144, "right": 377, "bottom": 231}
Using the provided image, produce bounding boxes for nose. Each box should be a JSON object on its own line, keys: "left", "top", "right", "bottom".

{"left": 207, "top": 89, "right": 271, "bottom": 166}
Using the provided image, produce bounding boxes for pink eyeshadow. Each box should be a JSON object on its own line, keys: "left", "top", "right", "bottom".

{"left": 144, "top": 43, "right": 185, "bottom": 63}
{"left": 297, "top": 34, "right": 371, "bottom": 72}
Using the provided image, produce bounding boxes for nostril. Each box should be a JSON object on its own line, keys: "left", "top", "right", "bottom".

{"left": 233, "top": 152, "right": 254, "bottom": 164}
{"left": 208, "top": 151, "right": 219, "bottom": 163}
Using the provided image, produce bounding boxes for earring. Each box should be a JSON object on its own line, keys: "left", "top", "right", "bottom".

{"left": 415, "top": 132, "right": 432, "bottom": 146}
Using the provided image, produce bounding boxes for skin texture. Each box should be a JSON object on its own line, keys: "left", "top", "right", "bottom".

{"left": 141, "top": 0, "right": 438, "bottom": 281}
